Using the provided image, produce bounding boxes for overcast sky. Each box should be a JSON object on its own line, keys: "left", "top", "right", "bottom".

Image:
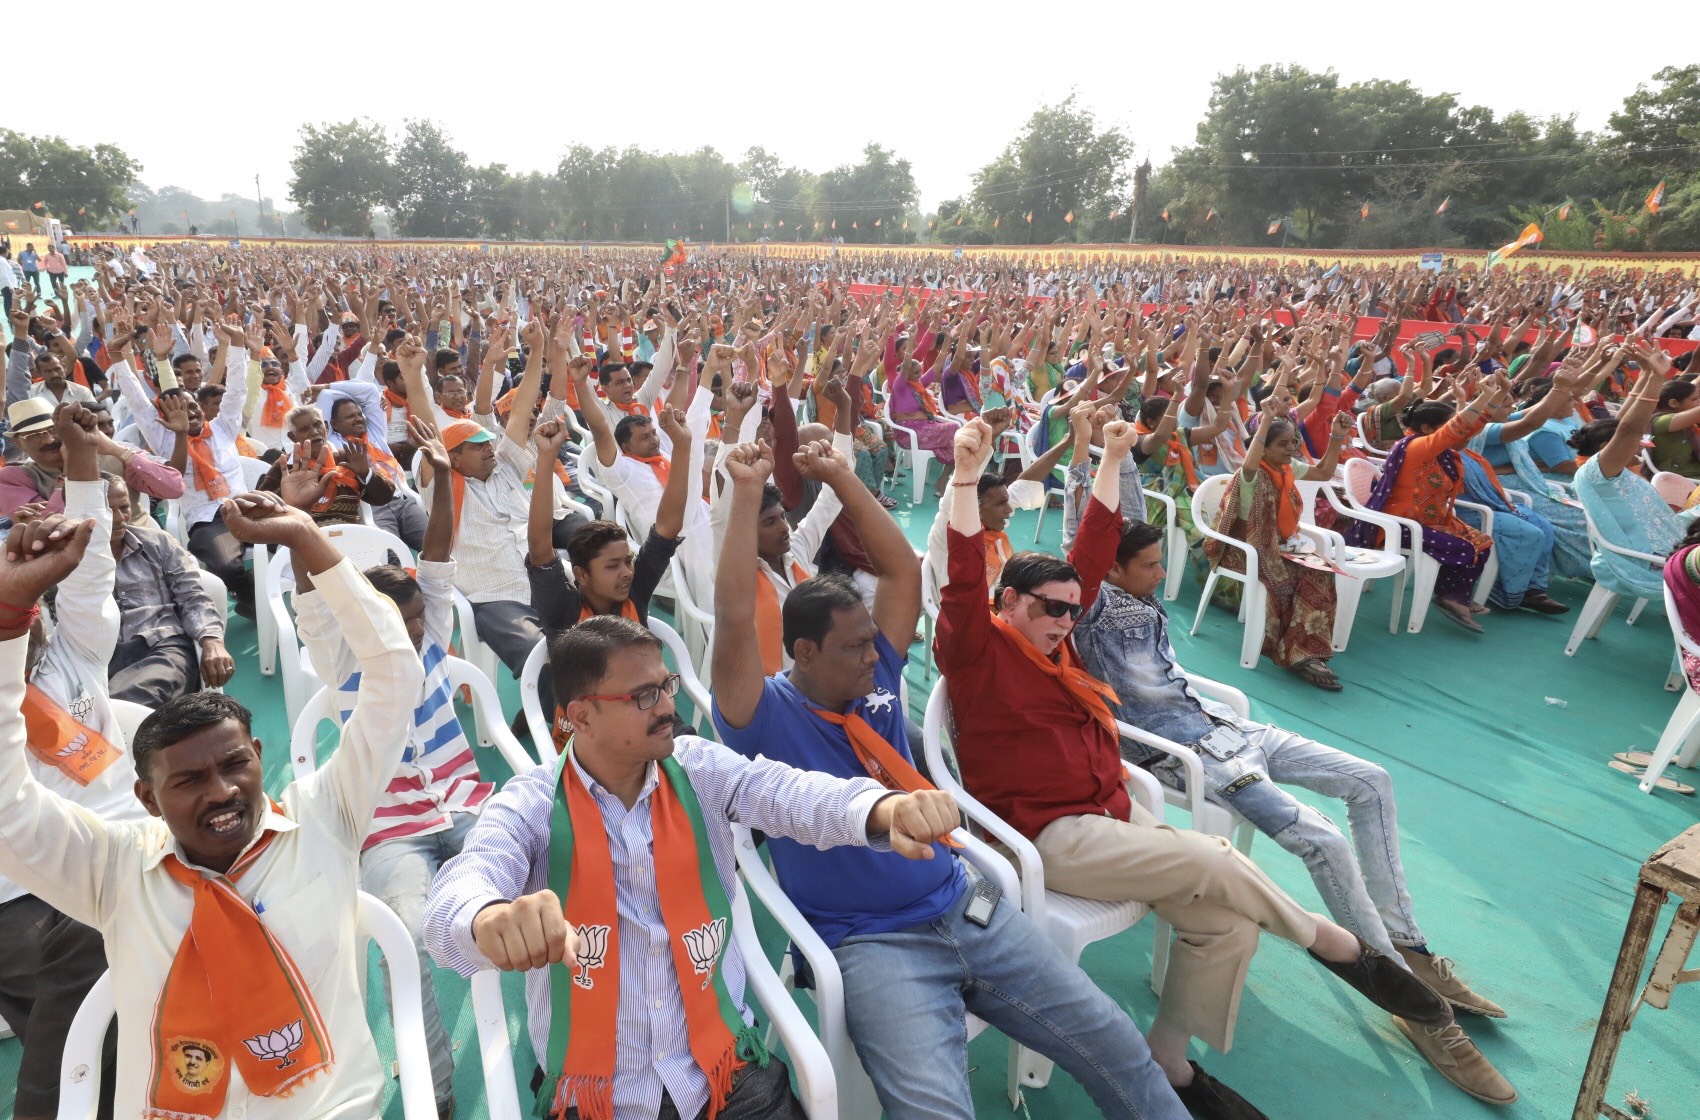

{"left": 20, "top": 0, "right": 1688, "bottom": 215}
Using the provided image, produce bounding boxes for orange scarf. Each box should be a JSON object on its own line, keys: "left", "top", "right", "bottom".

{"left": 754, "top": 559, "right": 810, "bottom": 675}
{"left": 307, "top": 450, "right": 361, "bottom": 513}
{"left": 985, "top": 530, "right": 1012, "bottom": 586}
{"left": 184, "top": 430, "right": 230, "bottom": 499}
{"left": 352, "top": 436, "right": 403, "bottom": 486}
{"left": 152, "top": 823, "right": 333, "bottom": 1119}
{"left": 382, "top": 387, "right": 411, "bottom": 420}
{"left": 544, "top": 756, "right": 759, "bottom": 1120}
{"left": 806, "top": 706, "right": 962, "bottom": 849}
{"left": 21, "top": 685, "right": 119, "bottom": 785}
{"left": 1137, "top": 419, "right": 1199, "bottom": 489}
{"left": 629, "top": 453, "right": 670, "bottom": 487}
{"left": 577, "top": 598, "right": 642, "bottom": 624}
{"left": 1259, "top": 461, "right": 1302, "bottom": 540}
{"left": 260, "top": 382, "right": 292, "bottom": 427}
{"left": 988, "top": 615, "right": 1119, "bottom": 737}
{"left": 440, "top": 405, "right": 471, "bottom": 421}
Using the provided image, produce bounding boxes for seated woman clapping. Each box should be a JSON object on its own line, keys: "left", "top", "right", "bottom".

{"left": 1207, "top": 388, "right": 1353, "bottom": 690}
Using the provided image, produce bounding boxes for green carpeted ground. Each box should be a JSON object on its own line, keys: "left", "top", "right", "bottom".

{"left": 4, "top": 443, "right": 1697, "bottom": 1120}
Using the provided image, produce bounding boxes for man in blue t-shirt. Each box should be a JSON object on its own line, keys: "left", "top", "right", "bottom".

{"left": 711, "top": 438, "right": 1247, "bottom": 1120}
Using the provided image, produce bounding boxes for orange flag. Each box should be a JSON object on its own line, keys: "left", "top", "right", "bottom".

{"left": 1063, "top": 211, "right": 1075, "bottom": 223}
{"left": 1360, "top": 202, "right": 1370, "bottom": 220}
{"left": 1647, "top": 181, "right": 1666, "bottom": 213}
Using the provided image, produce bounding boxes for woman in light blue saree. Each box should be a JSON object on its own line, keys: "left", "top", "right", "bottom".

{"left": 1468, "top": 373, "right": 1594, "bottom": 582}
{"left": 1571, "top": 353, "right": 1700, "bottom": 599}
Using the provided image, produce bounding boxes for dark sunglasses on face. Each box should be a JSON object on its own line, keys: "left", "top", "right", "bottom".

{"left": 1020, "top": 591, "right": 1082, "bottom": 621}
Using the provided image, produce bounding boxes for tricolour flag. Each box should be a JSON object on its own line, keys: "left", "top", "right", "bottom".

{"left": 1436, "top": 196, "right": 1450, "bottom": 215}
{"left": 1558, "top": 202, "right": 1572, "bottom": 221}
{"left": 1647, "top": 181, "right": 1666, "bottom": 214}
{"left": 1486, "top": 222, "right": 1544, "bottom": 268}
{"left": 1267, "top": 219, "right": 1282, "bottom": 235}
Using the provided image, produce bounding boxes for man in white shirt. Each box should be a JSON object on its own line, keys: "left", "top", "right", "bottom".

{"left": 0, "top": 490, "right": 423, "bottom": 1120}
{"left": 0, "top": 404, "right": 139, "bottom": 1120}
{"left": 113, "top": 318, "right": 255, "bottom": 617}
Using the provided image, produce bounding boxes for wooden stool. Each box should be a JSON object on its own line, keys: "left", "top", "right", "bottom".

{"left": 1574, "top": 824, "right": 1700, "bottom": 1120}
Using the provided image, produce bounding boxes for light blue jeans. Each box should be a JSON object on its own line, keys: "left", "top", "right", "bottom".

{"left": 360, "top": 812, "right": 480, "bottom": 1109}
{"left": 833, "top": 885, "right": 1188, "bottom": 1120}
{"left": 1152, "top": 723, "right": 1424, "bottom": 962}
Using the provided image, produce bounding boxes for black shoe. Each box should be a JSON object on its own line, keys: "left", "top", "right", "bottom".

{"left": 1173, "top": 1061, "right": 1267, "bottom": 1120}
{"left": 1519, "top": 591, "right": 1571, "bottom": 615}
{"left": 1310, "top": 935, "right": 1451, "bottom": 1025}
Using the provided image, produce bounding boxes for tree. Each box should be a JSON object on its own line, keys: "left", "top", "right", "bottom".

{"left": 1607, "top": 65, "right": 1700, "bottom": 177}
{"left": 969, "top": 97, "right": 1130, "bottom": 244}
{"left": 0, "top": 130, "right": 139, "bottom": 224}
{"left": 814, "top": 144, "right": 917, "bottom": 244}
{"left": 390, "top": 120, "right": 476, "bottom": 238}
{"left": 288, "top": 119, "right": 392, "bottom": 235}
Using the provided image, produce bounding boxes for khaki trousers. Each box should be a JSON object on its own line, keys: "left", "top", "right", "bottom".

{"left": 1035, "top": 801, "right": 1320, "bottom": 1052}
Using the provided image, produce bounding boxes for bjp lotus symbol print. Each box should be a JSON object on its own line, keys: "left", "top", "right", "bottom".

{"left": 574, "top": 924, "right": 611, "bottom": 989}
{"left": 243, "top": 1020, "right": 305, "bottom": 1069}
{"left": 682, "top": 918, "right": 727, "bottom": 988}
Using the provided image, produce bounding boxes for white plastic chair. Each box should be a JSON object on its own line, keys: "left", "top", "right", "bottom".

{"left": 667, "top": 555, "right": 717, "bottom": 680}
{"left": 238, "top": 456, "right": 271, "bottom": 489}
{"left": 109, "top": 698, "right": 153, "bottom": 745}
{"left": 1639, "top": 582, "right": 1700, "bottom": 793}
{"left": 1340, "top": 458, "right": 1497, "bottom": 633}
{"left": 194, "top": 567, "right": 229, "bottom": 629}
{"left": 290, "top": 655, "right": 536, "bottom": 781}
{"left": 450, "top": 589, "right": 507, "bottom": 688}
{"left": 1142, "top": 485, "right": 1189, "bottom": 602}
{"left": 468, "top": 876, "right": 839, "bottom": 1120}
{"left": 1566, "top": 507, "right": 1658, "bottom": 657}
{"left": 920, "top": 551, "right": 942, "bottom": 677}
{"left": 57, "top": 894, "right": 437, "bottom": 1120}
{"left": 882, "top": 393, "right": 960, "bottom": 504}
{"left": 576, "top": 445, "right": 619, "bottom": 525}
{"left": 1651, "top": 470, "right": 1695, "bottom": 511}
{"left": 1117, "top": 676, "right": 1257, "bottom": 857}
{"left": 1295, "top": 479, "right": 1408, "bottom": 651}
{"left": 1018, "top": 419, "right": 1059, "bottom": 542}
{"left": 1189, "top": 473, "right": 1338, "bottom": 670}
{"left": 1355, "top": 409, "right": 1389, "bottom": 459}
{"left": 263, "top": 545, "right": 324, "bottom": 726}
{"left": 920, "top": 679, "right": 1165, "bottom": 1093}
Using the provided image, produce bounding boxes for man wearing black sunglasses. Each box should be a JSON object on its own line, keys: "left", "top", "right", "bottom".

{"left": 938, "top": 417, "right": 1464, "bottom": 1115}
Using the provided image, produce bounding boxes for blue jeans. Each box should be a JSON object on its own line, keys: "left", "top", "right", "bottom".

{"left": 834, "top": 885, "right": 1187, "bottom": 1120}
{"left": 1153, "top": 723, "right": 1423, "bottom": 961}
{"left": 360, "top": 812, "right": 480, "bottom": 1108}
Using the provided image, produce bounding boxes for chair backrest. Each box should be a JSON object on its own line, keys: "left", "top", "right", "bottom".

{"left": 648, "top": 616, "right": 715, "bottom": 738}
{"left": 295, "top": 656, "right": 540, "bottom": 780}
{"left": 1652, "top": 470, "right": 1694, "bottom": 510}
{"left": 319, "top": 523, "right": 414, "bottom": 571}
{"left": 195, "top": 568, "right": 229, "bottom": 628}
{"left": 109, "top": 698, "right": 153, "bottom": 746}
{"left": 518, "top": 637, "right": 555, "bottom": 763}
{"left": 1341, "top": 456, "right": 1380, "bottom": 506}
{"left": 238, "top": 456, "right": 270, "bottom": 490}
{"left": 1662, "top": 582, "right": 1700, "bottom": 663}
{"left": 1191, "top": 472, "right": 1230, "bottom": 530}
{"left": 576, "top": 446, "right": 618, "bottom": 524}
{"left": 920, "top": 549, "right": 942, "bottom": 622}
{"left": 57, "top": 894, "right": 437, "bottom": 1120}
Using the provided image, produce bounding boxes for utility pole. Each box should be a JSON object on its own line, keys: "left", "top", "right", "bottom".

{"left": 255, "top": 174, "right": 266, "bottom": 235}
{"left": 725, "top": 199, "right": 731, "bottom": 243}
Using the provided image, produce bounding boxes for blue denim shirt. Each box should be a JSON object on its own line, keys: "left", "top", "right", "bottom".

{"left": 1073, "top": 583, "right": 1231, "bottom": 761}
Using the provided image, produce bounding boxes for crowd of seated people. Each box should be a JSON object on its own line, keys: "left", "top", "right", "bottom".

{"left": 2, "top": 240, "right": 1698, "bottom": 1120}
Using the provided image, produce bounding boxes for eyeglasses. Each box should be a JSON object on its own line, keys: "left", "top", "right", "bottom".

{"left": 1019, "top": 591, "right": 1082, "bottom": 621}
{"left": 581, "top": 674, "right": 680, "bottom": 711}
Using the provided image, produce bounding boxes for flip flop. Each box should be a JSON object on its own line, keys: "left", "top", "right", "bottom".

{"left": 1613, "top": 751, "right": 1655, "bottom": 767}
{"left": 1608, "top": 759, "right": 1695, "bottom": 795}
{"left": 1437, "top": 603, "right": 1484, "bottom": 633}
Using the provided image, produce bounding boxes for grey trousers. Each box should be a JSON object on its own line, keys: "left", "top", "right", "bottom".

{"left": 108, "top": 633, "right": 199, "bottom": 707}
{"left": 0, "top": 895, "right": 115, "bottom": 1118}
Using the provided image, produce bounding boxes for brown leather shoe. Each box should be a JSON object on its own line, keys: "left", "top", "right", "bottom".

{"left": 1397, "top": 947, "right": 1507, "bottom": 1018}
{"left": 1310, "top": 935, "right": 1451, "bottom": 1025}
{"left": 1394, "top": 1017, "right": 1517, "bottom": 1105}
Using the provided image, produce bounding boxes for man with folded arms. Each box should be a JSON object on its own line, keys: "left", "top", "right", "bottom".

{"left": 937, "top": 417, "right": 1507, "bottom": 1107}
{"left": 710, "top": 439, "right": 1204, "bottom": 1120}
{"left": 425, "top": 615, "right": 959, "bottom": 1120}
{"left": 0, "top": 490, "right": 423, "bottom": 1120}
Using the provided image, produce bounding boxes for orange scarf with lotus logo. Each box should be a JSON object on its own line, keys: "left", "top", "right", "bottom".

{"left": 149, "top": 818, "right": 332, "bottom": 1120}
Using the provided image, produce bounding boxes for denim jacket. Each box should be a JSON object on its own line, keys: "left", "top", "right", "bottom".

{"left": 1073, "top": 583, "right": 1236, "bottom": 762}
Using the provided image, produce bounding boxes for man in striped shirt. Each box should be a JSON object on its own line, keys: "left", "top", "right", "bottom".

{"left": 295, "top": 430, "right": 480, "bottom": 1120}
